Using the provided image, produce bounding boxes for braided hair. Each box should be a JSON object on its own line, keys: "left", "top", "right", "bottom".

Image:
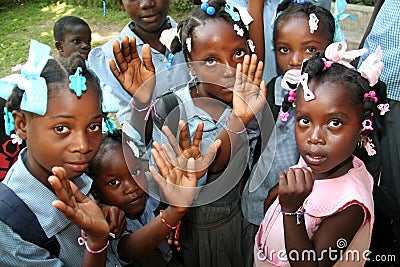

{"left": 170, "top": 0, "right": 253, "bottom": 61}
{"left": 275, "top": 0, "right": 335, "bottom": 118}
{"left": 6, "top": 53, "right": 102, "bottom": 113}
{"left": 299, "top": 52, "right": 387, "bottom": 136}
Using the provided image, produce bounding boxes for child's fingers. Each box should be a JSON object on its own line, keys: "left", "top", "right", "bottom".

{"left": 161, "top": 144, "right": 180, "bottom": 172}
{"left": 246, "top": 54, "right": 258, "bottom": 82}
{"left": 149, "top": 165, "right": 167, "bottom": 188}
{"left": 241, "top": 54, "right": 251, "bottom": 78}
{"left": 121, "top": 36, "right": 133, "bottom": 62}
{"left": 200, "top": 139, "right": 221, "bottom": 173}
{"left": 153, "top": 142, "right": 173, "bottom": 170}
{"left": 178, "top": 121, "right": 191, "bottom": 151}
{"left": 259, "top": 80, "right": 267, "bottom": 99}
{"left": 162, "top": 125, "right": 181, "bottom": 156}
{"left": 150, "top": 148, "right": 171, "bottom": 179}
{"left": 112, "top": 39, "right": 127, "bottom": 73}
{"left": 141, "top": 44, "right": 155, "bottom": 73}
{"left": 192, "top": 121, "right": 204, "bottom": 149}
{"left": 252, "top": 61, "right": 264, "bottom": 87}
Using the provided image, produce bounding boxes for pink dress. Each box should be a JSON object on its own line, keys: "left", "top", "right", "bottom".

{"left": 254, "top": 156, "right": 374, "bottom": 267}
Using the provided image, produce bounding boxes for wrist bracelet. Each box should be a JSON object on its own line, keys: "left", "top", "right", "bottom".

{"left": 281, "top": 205, "right": 306, "bottom": 225}
{"left": 159, "top": 210, "right": 181, "bottom": 239}
{"left": 130, "top": 99, "right": 159, "bottom": 121}
{"left": 78, "top": 230, "right": 109, "bottom": 254}
{"left": 223, "top": 114, "right": 246, "bottom": 135}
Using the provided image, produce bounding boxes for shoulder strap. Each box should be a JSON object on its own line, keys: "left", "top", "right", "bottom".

{"left": 266, "top": 77, "right": 280, "bottom": 122}
{"left": 153, "top": 91, "right": 181, "bottom": 135}
{"left": 0, "top": 183, "right": 60, "bottom": 257}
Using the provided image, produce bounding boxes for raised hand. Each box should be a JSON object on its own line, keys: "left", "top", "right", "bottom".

{"left": 160, "top": 121, "right": 221, "bottom": 179}
{"left": 278, "top": 167, "right": 315, "bottom": 212}
{"left": 232, "top": 54, "right": 267, "bottom": 125}
{"left": 48, "top": 167, "right": 109, "bottom": 244}
{"left": 109, "top": 36, "right": 155, "bottom": 103}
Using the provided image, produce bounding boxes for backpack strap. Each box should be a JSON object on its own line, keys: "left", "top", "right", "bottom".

{"left": 152, "top": 91, "right": 182, "bottom": 135}
{"left": 0, "top": 182, "right": 60, "bottom": 257}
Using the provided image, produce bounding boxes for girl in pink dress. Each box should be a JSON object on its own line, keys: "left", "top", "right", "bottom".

{"left": 254, "top": 41, "right": 387, "bottom": 267}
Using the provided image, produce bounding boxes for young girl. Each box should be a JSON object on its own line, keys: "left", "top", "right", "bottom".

{"left": 110, "top": 1, "right": 266, "bottom": 265}
{"left": 241, "top": 1, "right": 336, "bottom": 265}
{"left": 254, "top": 42, "right": 386, "bottom": 266}
{"left": 54, "top": 16, "right": 92, "bottom": 59}
{"left": 88, "top": 126, "right": 219, "bottom": 266}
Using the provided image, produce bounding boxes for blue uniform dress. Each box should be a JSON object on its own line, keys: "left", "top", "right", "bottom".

{"left": 89, "top": 17, "right": 190, "bottom": 123}
{"left": 0, "top": 149, "right": 121, "bottom": 267}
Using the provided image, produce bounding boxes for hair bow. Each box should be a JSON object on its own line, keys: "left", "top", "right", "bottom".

{"left": 0, "top": 40, "right": 51, "bottom": 116}
{"left": 122, "top": 122, "right": 144, "bottom": 146}
{"left": 325, "top": 41, "right": 367, "bottom": 69}
{"left": 333, "top": 0, "right": 355, "bottom": 42}
{"left": 358, "top": 45, "right": 384, "bottom": 87}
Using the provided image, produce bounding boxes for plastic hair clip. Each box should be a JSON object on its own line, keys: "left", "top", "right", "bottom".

{"left": 167, "top": 53, "right": 174, "bottom": 70}
{"left": 69, "top": 67, "right": 87, "bottom": 97}
{"left": 225, "top": 4, "right": 240, "bottom": 22}
{"left": 3, "top": 107, "right": 14, "bottom": 136}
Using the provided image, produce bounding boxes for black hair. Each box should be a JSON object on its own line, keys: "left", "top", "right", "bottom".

{"left": 297, "top": 52, "right": 387, "bottom": 136}
{"left": 170, "top": 0, "right": 253, "bottom": 61}
{"left": 273, "top": 0, "right": 335, "bottom": 46}
{"left": 53, "top": 16, "right": 91, "bottom": 42}
{"left": 6, "top": 53, "right": 102, "bottom": 113}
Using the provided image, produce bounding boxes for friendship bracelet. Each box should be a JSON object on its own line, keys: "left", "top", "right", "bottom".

{"left": 159, "top": 210, "right": 181, "bottom": 239}
{"left": 281, "top": 205, "right": 306, "bottom": 225}
{"left": 130, "top": 99, "right": 160, "bottom": 121}
{"left": 78, "top": 230, "right": 110, "bottom": 254}
{"left": 223, "top": 115, "right": 246, "bottom": 135}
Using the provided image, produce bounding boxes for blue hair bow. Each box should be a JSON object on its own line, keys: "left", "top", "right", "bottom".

{"left": 100, "top": 82, "right": 119, "bottom": 113}
{"left": 0, "top": 40, "right": 51, "bottom": 116}
{"left": 333, "top": 0, "right": 355, "bottom": 42}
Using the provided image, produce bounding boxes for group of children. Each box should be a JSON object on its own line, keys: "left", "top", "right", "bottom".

{"left": 0, "top": 0, "right": 393, "bottom": 266}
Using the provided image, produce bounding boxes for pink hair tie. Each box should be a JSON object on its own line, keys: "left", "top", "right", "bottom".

{"left": 288, "top": 91, "right": 296, "bottom": 102}
{"left": 362, "top": 119, "right": 374, "bottom": 131}
{"left": 377, "top": 103, "right": 390, "bottom": 115}
{"left": 322, "top": 58, "right": 333, "bottom": 70}
{"left": 364, "top": 91, "right": 378, "bottom": 103}
{"left": 279, "top": 111, "right": 289, "bottom": 122}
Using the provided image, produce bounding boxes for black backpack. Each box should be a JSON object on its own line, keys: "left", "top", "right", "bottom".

{"left": 0, "top": 182, "right": 60, "bottom": 257}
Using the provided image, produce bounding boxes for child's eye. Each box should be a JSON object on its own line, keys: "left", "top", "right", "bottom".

{"left": 205, "top": 58, "right": 217, "bottom": 66}
{"left": 54, "top": 125, "right": 69, "bottom": 134}
{"left": 234, "top": 50, "right": 246, "bottom": 59}
{"left": 107, "top": 179, "right": 120, "bottom": 186}
{"left": 305, "top": 46, "right": 317, "bottom": 53}
{"left": 88, "top": 123, "right": 101, "bottom": 132}
{"left": 298, "top": 118, "right": 310, "bottom": 127}
{"left": 73, "top": 39, "right": 81, "bottom": 44}
{"left": 131, "top": 169, "right": 142, "bottom": 177}
{"left": 328, "top": 119, "right": 343, "bottom": 128}
{"left": 279, "top": 47, "right": 289, "bottom": 54}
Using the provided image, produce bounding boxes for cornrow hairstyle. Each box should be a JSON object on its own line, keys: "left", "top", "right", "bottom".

{"left": 53, "top": 16, "right": 91, "bottom": 42}
{"left": 170, "top": 0, "right": 253, "bottom": 61}
{"left": 6, "top": 53, "right": 102, "bottom": 114}
{"left": 274, "top": 0, "right": 335, "bottom": 46}
{"left": 276, "top": 0, "right": 335, "bottom": 117}
{"left": 299, "top": 52, "right": 387, "bottom": 136}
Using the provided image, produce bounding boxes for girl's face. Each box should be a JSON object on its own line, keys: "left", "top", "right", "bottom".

{"left": 274, "top": 16, "right": 331, "bottom": 74}
{"left": 92, "top": 147, "right": 147, "bottom": 215}
{"left": 295, "top": 80, "right": 362, "bottom": 180}
{"left": 119, "top": 0, "right": 169, "bottom": 36}
{"left": 17, "top": 83, "right": 103, "bottom": 186}
{"left": 56, "top": 25, "right": 92, "bottom": 59}
{"left": 188, "top": 18, "right": 250, "bottom": 103}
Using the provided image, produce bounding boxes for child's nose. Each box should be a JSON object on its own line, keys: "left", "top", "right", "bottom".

{"left": 308, "top": 126, "right": 325, "bottom": 145}
{"left": 289, "top": 52, "right": 303, "bottom": 68}
{"left": 124, "top": 179, "right": 139, "bottom": 194}
{"left": 72, "top": 132, "right": 91, "bottom": 154}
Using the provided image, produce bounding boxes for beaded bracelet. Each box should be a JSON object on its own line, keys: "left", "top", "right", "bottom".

{"left": 281, "top": 205, "right": 306, "bottom": 225}
{"left": 78, "top": 230, "right": 109, "bottom": 254}
{"left": 159, "top": 210, "right": 181, "bottom": 239}
{"left": 223, "top": 115, "right": 246, "bottom": 135}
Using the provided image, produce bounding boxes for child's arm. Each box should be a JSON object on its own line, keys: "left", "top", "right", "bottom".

{"left": 248, "top": 0, "right": 265, "bottom": 62}
{"left": 116, "top": 123, "right": 220, "bottom": 261}
{"left": 48, "top": 167, "right": 109, "bottom": 267}
{"left": 279, "top": 168, "right": 364, "bottom": 267}
{"left": 210, "top": 54, "right": 267, "bottom": 173}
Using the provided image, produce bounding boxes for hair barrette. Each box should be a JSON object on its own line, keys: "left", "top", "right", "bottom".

{"left": 224, "top": 4, "right": 240, "bottom": 22}
{"left": 201, "top": 0, "right": 216, "bottom": 16}
{"left": 234, "top": 24, "right": 244, "bottom": 37}
{"left": 102, "top": 116, "right": 116, "bottom": 134}
{"left": 377, "top": 103, "right": 390, "bottom": 115}
{"left": 292, "top": 0, "right": 306, "bottom": 5}
{"left": 309, "top": 13, "right": 319, "bottom": 34}
{"left": 3, "top": 107, "right": 14, "bottom": 136}
{"left": 364, "top": 91, "right": 378, "bottom": 103}
{"left": 69, "top": 67, "right": 87, "bottom": 97}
